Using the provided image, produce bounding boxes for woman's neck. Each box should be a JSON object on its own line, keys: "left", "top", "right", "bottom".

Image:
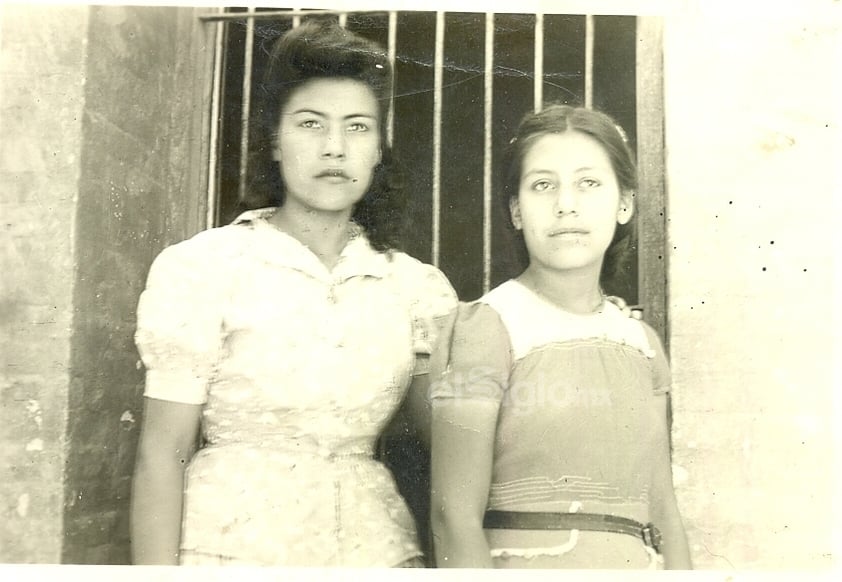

{"left": 269, "top": 204, "right": 354, "bottom": 269}
{"left": 518, "top": 263, "right": 605, "bottom": 315}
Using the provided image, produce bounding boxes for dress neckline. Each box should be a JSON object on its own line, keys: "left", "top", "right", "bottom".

{"left": 508, "top": 278, "right": 609, "bottom": 319}
{"left": 231, "top": 207, "right": 388, "bottom": 281}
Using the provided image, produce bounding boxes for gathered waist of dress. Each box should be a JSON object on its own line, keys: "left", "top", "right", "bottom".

{"left": 489, "top": 475, "right": 649, "bottom": 517}
{"left": 196, "top": 436, "right": 376, "bottom": 464}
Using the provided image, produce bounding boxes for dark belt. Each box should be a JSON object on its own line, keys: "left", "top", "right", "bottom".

{"left": 483, "top": 510, "right": 662, "bottom": 552}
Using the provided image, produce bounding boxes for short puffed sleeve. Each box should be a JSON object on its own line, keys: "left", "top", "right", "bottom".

{"left": 134, "top": 234, "right": 229, "bottom": 404}
{"left": 429, "top": 302, "right": 513, "bottom": 403}
{"left": 394, "top": 255, "right": 458, "bottom": 376}
{"left": 641, "top": 322, "right": 672, "bottom": 395}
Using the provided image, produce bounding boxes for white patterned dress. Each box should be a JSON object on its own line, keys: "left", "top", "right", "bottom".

{"left": 135, "top": 208, "right": 457, "bottom": 566}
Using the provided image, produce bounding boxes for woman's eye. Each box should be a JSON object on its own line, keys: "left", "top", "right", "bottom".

{"left": 578, "top": 177, "right": 601, "bottom": 189}
{"left": 347, "top": 122, "right": 369, "bottom": 133}
{"left": 300, "top": 119, "right": 322, "bottom": 129}
{"left": 531, "top": 180, "right": 555, "bottom": 192}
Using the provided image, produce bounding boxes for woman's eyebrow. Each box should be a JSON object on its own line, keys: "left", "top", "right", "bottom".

{"left": 288, "top": 108, "right": 324, "bottom": 116}
{"left": 522, "top": 168, "right": 554, "bottom": 177}
{"left": 522, "top": 166, "right": 610, "bottom": 178}
{"left": 289, "top": 108, "right": 377, "bottom": 120}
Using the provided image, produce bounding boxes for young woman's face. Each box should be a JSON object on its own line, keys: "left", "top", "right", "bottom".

{"left": 274, "top": 77, "right": 381, "bottom": 214}
{"left": 511, "top": 130, "right": 632, "bottom": 273}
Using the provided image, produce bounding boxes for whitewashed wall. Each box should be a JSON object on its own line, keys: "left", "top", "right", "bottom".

{"left": 663, "top": 1, "right": 839, "bottom": 569}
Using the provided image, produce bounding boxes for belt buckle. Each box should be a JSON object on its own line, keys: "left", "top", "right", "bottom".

{"left": 642, "top": 523, "right": 662, "bottom": 552}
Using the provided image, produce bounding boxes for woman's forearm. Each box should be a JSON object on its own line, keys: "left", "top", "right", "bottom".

{"left": 130, "top": 453, "right": 188, "bottom": 565}
{"left": 648, "top": 393, "right": 692, "bottom": 569}
{"left": 432, "top": 511, "right": 493, "bottom": 568}
{"left": 658, "top": 507, "right": 692, "bottom": 569}
{"left": 650, "top": 490, "right": 692, "bottom": 569}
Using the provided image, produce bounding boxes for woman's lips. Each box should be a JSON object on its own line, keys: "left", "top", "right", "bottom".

{"left": 548, "top": 227, "right": 588, "bottom": 237}
{"left": 315, "top": 169, "right": 351, "bottom": 182}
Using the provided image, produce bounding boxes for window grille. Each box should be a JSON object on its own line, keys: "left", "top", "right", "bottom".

{"left": 199, "top": 7, "right": 660, "bottom": 311}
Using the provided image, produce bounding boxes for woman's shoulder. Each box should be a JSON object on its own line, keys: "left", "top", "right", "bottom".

{"left": 635, "top": 318, "right": 668, "bottom": 359}
{"left": 431, "top": 300, "right": 513, "bottom": 389}
{"left": 451, "top": 299, "right": 508, "bottom": 336}
{"left": 152, "top": 223, "right": 252, "bottom": 270}
{"left": 387, "top": 250, "right": 458, "bottom": 305}
{"left": 477, "top": 279, "right": 522, "bottom": 309}
{"left": 453, "top": 280, "right": 524, "bottom": 330}
{"left": 387, "top": 250, "right": 446, "bottom": 279}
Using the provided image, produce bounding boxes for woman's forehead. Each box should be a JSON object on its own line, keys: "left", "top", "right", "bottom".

{"left": 281, "top": 78, "right": 380, "bottom": 118}
{"left": 522, "top": 131, "right": 612, "bottom": 168}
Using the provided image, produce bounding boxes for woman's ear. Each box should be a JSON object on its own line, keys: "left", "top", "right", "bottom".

{"left": 617, "top": 190, "right": 635, "bottom": 225}
{"left": 509, "top": 197, "right": 523, "bottom": 230}
{"left": 272, "top": 133, "right": 282, "bottom": 162}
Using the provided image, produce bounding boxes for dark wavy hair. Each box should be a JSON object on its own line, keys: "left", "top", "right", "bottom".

{"left": 244, "top": 18, "right": 406, "bottom": 252}
{"left": 501, "top": 104, "right": 638, "bottom": 286}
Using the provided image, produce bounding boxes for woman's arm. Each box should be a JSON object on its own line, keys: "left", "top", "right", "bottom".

{"left": 130, "top": 397, "right": 202, "bottom": 565}
{"left": 650, "top": 393, "right": 693, "bottom": 569}
{"left": 392, "top": 370, "right": 433, "bottom": 448}
{"left": 430, "top": 398, "right": 500, "bottom": 568}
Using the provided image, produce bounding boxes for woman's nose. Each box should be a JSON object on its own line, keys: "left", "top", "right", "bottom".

{"left": 321, "top": 126, "right": 346, "bottom": 158}
{"left": 554, "top": 187, "right": 577, "bottom": 215}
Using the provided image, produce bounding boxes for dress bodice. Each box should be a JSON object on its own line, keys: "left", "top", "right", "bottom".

{"left": 135, "top": 208, "right": 457, "bottom": 565}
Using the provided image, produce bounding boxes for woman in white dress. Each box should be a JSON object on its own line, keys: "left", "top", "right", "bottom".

{"left": 130, "top": 18, "right": 456, "bottom": 566}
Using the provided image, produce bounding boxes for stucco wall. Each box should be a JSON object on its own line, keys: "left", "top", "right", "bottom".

{"left": 63, "top": 5, "right": 210, "bottom": 564}
{"left": 0, "top": 4, "right": 211, "bottom": 564}
{"left": 663, "top": 3, "right": 838, "bottom": 569}
{"left": 0, "top": 4, "right": 88, "bottom": 563}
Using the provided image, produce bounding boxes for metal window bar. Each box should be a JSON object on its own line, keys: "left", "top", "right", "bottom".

{"left": 237, "top": 8, "right": 256, "bottom": 206}
{"left": 585, "top": 14, "right": 595, "bottom": 108}
{"left": 199, "top": 9, "right": 391, "bottom": 22}
{"left": 483, "top": 13, "right": 494, "bottom": 294}
{"left": 206, "top": 7, "right": 226, "bottom": 228}
{"left": 201, "top": 9, "right": 604, "bottom": 293}
{"left": 387, "top": 11, "right": 397, "bottom": 147}
{"left": 534, "top": 12, "right": 544, "bottom": 113}
{"left": 431, "top": 11, "right": 445, "bottom": 268}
